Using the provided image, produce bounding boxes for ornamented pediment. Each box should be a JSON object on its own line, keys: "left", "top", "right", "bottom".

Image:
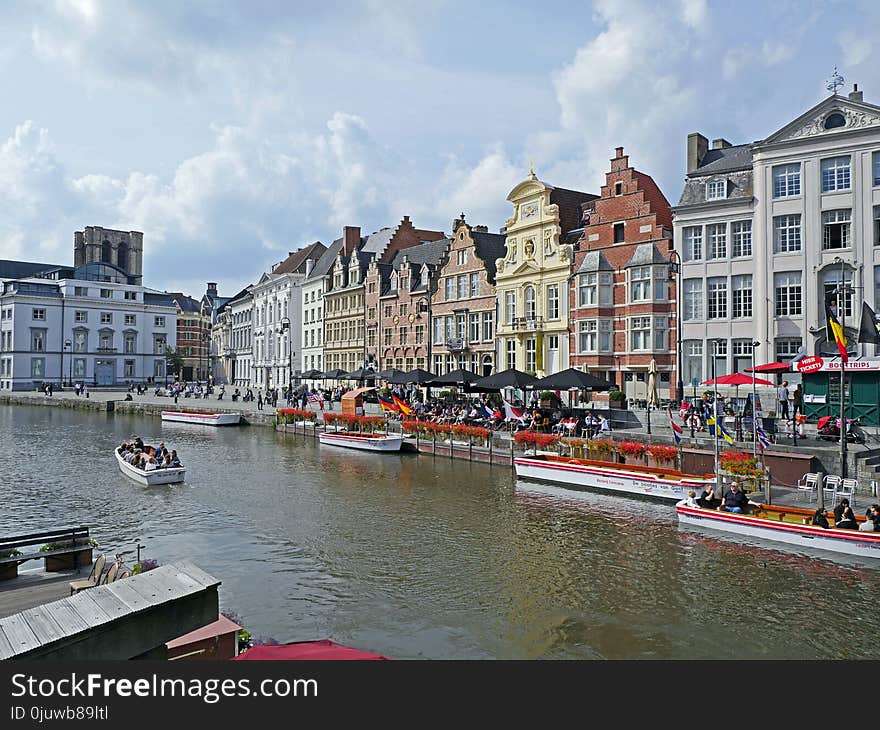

{"left": 507, "top": 260, "right": 540, "bottom": 276}
{"left": 764, "top": 98, "right": 880, "bottom": 144}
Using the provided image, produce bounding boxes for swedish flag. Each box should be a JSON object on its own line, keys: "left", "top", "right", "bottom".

{"left": 705, "top": 406, "right": 735, "bottom": 444}
{"left": 718, "top": 420, "right": 736, "bottom": 445}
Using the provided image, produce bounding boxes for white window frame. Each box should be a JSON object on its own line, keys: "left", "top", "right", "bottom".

{"left": 731, "top": 274, "right": 753, "bottom": 319}
{"left": 705, "top": 179, "right": 727, "bottom": 201}
{"left": 683, "top": 278, "right": 702, "bottom": 321}
{"left": 822, "top": 209, "right": 851, "bottom": 250}
{"left": 547, "top": 284, "right": 559, "bottom": 320}
{"left": 821, "top": 156, "right": 851, "bottom": 192}
{"left": 774, "top": 271, "right": 802, "bottom": 317}
{"left": 707, "top": 223, "right": 727, "bottom": 259}
{"left": 683, "top": 226, "right": 702, "bottom": 261}
{"left": 707, "top": 277, "right": 727, "bottom": 319}
{"left": 772, "top": 164, "right": 801, "bottom": 198}
{"left": 774, "top": 215, "right": 802, "bottom": 253}
{"left": 731, "top": 221, "right": 752, "bottom": 258}
{"left": 629, "top": 316, "right": 651, "bottom": 351}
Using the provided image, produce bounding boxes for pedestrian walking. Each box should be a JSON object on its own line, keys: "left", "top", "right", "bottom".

{"left": 257, "top": 391, "right": 263, "bottom": 411}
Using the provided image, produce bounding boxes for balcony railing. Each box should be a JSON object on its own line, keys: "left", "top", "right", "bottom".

{"left": 97, "top": 346, "right": 117, "bottom": 353}
{"left": 507, "top": 317, "right": 543, "bottom": 331}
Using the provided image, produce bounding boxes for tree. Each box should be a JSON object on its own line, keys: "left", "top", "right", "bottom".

{"left": 165, "top": 347, "right": 184, "bottom": 379}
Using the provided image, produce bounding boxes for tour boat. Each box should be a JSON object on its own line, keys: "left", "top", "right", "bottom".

{"left": 115, "top": 448, "right": 186, "bottom": 486}
{"left": 675, "top": 500, "right": 880, "bottom": 560}
{"left": 161, "top": 410, "right": 241, "bottom": 426}
{"left": 318, "top": 430, "right": 404, "bottom": 452}
{"left": 513, "top": 454, "right": 714, "bottom": 502}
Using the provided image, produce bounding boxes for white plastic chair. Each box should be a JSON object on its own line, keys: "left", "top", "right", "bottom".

{"left": 796, "top": 473, "right": 818, "bottom": 502}
{"left": 838, "top": 478, "right": 858, "bottom": 506}
{"left": 823, "top": 475, "right": 842, "bottom": 505}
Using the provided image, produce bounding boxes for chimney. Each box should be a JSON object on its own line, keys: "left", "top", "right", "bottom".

{"left": 687, "top": 133, "right": 709, "bottom": 174}
{"left": 305, "top": 258, "right": 315, "bottom": 276}
{"left": 472, "top": 225, "right": 488, "bottom": 233}
{"left": 712, "top": 138, "right": 732, "bottom": 150}
{"left": 849, "top": 83, "right": 863, "bottom": 102}
{"left": 615, "top": 146, "right": 624, "bottom": 158}
{"left": 343, "top": 225, "right": 361, "bottom": 256}
{"left": 206, "top": 282, "right": 218, "bottom": 298}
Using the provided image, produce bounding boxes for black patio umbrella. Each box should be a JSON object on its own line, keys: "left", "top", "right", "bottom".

{"left": 344, "top": 367, "right": 378, "bottom": 381}
{"left": 472, "top": 368, "right": 539, "bottom": 390}
{"left": 300, "top": 369, "right": 323, "bottom": 379}
{"left": 377, "top": 368, "right": 407, "bottom": 381}
{"left": 532, "top": 368, "right": 616, "bottom": 391}
{"left": 425, "top": 368, "right": 480, "bottom": 387}
{"left": 393, "top": 368, "right": 437, "bottom": 385}
{"left": 321, "top": 368, "right": 349, "bottom": 379}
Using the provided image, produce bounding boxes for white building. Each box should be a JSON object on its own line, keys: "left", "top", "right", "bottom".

{"left": 301, "top": 238, "right": 343, "bottom": 376}
{"left": 251, "top": 243, "right": 325, "bottom": 390}
{"left": 213, "top": 286, "right": 254, "bottom": 388}
{"left": 0, "top": 262, "right": 176, "bottom": 390}
{"left": 673, "top": 84, "right": 880, "bottom": 387}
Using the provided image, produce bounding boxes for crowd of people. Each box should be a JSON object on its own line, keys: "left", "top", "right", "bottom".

{"left": 118, "top": 435, "right": 182, "bottom": 472}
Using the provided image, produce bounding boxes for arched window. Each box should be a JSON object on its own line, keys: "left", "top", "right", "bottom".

{"left": 525, "top": 286, "right": 536, "bottom": 321}
{"left": 116, "top": 242, "right": 128, "bottom": 271}
{"left": 824, "top": 112, "right": 846, "bottom": 130}
{"left": 101, "top": 240, "right": 112, "bottom": 263}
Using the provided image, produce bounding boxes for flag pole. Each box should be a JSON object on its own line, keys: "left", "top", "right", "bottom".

{"left": 838, "top": 257, "right": 847, "bottom": 479}
{"left": 751, "top": 341, "right": 759, "bottom": 464}
{"left": 712, "top": 339, "right": 721, "bottom": 498}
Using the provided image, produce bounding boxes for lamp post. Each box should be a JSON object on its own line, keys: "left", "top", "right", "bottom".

{"left": 711, "top": 338, "right": 723, "bottom": 498}
{"left": 64, "top": 339, "right": 71, "bottom": 387}
{"left": 750, "top": 340, "right": 760, "bottom": 462}
{"left": 280, "top": 316, "right": 293, "bottom": 393}
{"left": 200, "top": 332, "right": 207, "bottom": 385}
{"left": 667, "top": 250, "right": 684, "bottom": 406}
{"left": 645, "top": 375, "right": 651, "bottom": 435}
{"left": 833, "top": 256, "right": 849, "bottom": 478}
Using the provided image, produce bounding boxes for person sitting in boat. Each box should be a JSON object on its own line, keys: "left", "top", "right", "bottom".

{"left": 833, "top": 498, "right": 858, "bottom": 530}
{"left": 169, "top": 450, "right": 181, "bottom": 467}
{"left": 812, "top": 508, "right": 830, "bottom": 528}
{"left": 598, "top": 415, "right": 611, "bottom": 433}
{"left": 144, "top": 456, "right": 158, "bottom": 472}
{"left": 697, "top": 484, "right": 720, "bottom": 509}
{"left": 720, "top": 481, "right": 760, "bottom": 514}
{"left": 686, "top": 490, "right": 699, "bottom": 508}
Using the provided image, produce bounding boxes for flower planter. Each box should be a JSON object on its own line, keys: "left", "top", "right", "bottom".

{"left": 609, "top": 399, "right": 626, "bottom": 410}
{"left": 44, "top": 548, "right": 92, "bottom": 572}
{"left": 0, "top": 562, "right": 19, "bottom": 581}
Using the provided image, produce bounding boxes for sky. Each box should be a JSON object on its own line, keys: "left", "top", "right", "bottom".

{"left": 0, "top": 0, "right": 878, "bottom": 298}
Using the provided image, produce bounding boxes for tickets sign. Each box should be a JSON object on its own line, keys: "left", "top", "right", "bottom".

{"left": 796, "top": 356, "right": 824, "bottom": 374}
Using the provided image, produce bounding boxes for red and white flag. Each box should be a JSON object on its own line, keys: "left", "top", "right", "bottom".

{"left": 503, "top": 399, "right": 524, "bottom": 421}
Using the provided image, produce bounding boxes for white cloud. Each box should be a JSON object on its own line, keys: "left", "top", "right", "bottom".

{"left": 838, "top": 30, "right": 872, "bottom": 68}
{"left": 680, "top": 0, "right": 707, "bottom": 28}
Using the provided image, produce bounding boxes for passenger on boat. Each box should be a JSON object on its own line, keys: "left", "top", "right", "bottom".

{"left": 686, "top": 490, "right": 699, "bottom": 508}
{"left": 144, "top": 457, "right": 158, "bottom": 472}
{"left": 720, "top": 482, "right": 760, "bottom": 514}
{"left": 169, "top": 450, "right": 181, "bottom": 467}
{"left": 833, "top": 498, "right": 858, "bottom": 529}
{"left": 696, "top": 484, "right": 719, "bottom": 509}
{"left": 864, "top": 505, "right": 880, "bottom": 531}
{"left": 812, "top": 508, "right": 830, "bottom": 528}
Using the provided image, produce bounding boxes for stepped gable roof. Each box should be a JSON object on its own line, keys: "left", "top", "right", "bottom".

{"left": 273, "top": 241, "right": 326, "bottom": 274}
{"left": 392, "top": 237, "right": 450, "bottom": 291}
{"left": 690, "top": 143, "right": 753, "bottom": 176}
{"left": 361, "top": 227, "right": 395, "bottom": 255}
{"left": 374, "top": 261, "right": 395, "bottom": 296}
{"left": 624, "top": 242, "right": 669, "bottom": 268}
{"left": 0, "top": 259, "right": 62, "bottom": 280}
{"left": 306, "top": 238, "right": 344, "bottom": 281}
{"left": 472, "top": 231, "right": 506, "bottom": 283}
{"left": 576, "top": 251, "right": 614, "bottom": 274}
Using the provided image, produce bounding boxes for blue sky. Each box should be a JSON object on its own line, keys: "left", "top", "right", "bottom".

{"left": 0, "top": 0, "right": 877, "bottom": 297}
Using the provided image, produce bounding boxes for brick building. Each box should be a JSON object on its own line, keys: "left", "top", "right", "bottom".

{"left": 168, "top": 292, "right": 211, "bottom": 382}
{"left": 431, "top": 215, "right": 506, "bottom": 377}
{"left": 569, "top": 147, "right": 675, "bottom": 401}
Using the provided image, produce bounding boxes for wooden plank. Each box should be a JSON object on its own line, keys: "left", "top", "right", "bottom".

{"left": 0, "top": 612, "right": 41, "bottom": 656}
{"left": 160, "top": 565, "right": 203, "bottom": 593}
{"left": 134, "top": 570, "right": 194, "bottom": 602}
{"left": 105, "top": 581, "right": 152, "bottom": 613}
{"left": 1, "top": 526, "right": 89, "bottom": 543}
{"left": 41, "top": 598, "right": 91, "bottom": 636}
{"left": 175, "top": 561, "right": 221, "bottom": 589}
{"left": 70, "top": 589, "right": 122, "bottom": 626}
{"left": 19, "top": 606, "right": 66, "bottom": 646}
{"left": 0, "top": 626, "right": 15, "bottom": 660}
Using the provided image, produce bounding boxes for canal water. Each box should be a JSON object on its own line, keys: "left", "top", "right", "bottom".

{"left": 2, "top": 404, "right": 879, "bottom": 659}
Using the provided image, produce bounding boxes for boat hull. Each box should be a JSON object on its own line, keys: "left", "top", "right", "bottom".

{"left": 675, "top": 501, "right": 880, "bottom": 560}
{"left": 514, "top": 456, "right": 712, "bottom": 502}
{"left": 318, "top": 431, "right": 403, "bottom": 452}
{"left": 115, "top": 449, "right": 186, "bottom": 485}
{"left": 161, "top": 411, "right": 241, "bottom": 426}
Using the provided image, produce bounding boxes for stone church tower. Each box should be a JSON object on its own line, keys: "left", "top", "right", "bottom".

{"left": 74, "top": 226, "right": 144, "bottom": 285}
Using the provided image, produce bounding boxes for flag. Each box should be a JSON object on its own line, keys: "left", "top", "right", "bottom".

{"left": 503, "top": 399, "right": 524, "bottom": 421}
{"left": 378, "top": 396, "right": 399, "bottom": 414}
{"left": 704, "top": 405, "right": 717, "bottom": 437}
{"left": 756, "top": 424, "right": 771, "bottom": 451}
{"left": 392, "top": 394, "right": 413, "bottom": 416}
{"left": 307, "top": 391, "right": 324, "bottom": 410}
{"left": 718, "top": 420, "right": 736, "bottom": 446}
{"left": 667, "top": 406, "right": 682, "bottom": 445}
{"left": 478, "top": 402, "right": 493, "bottom": 419}
{"left": 752, "top": 395, "right": 771, "bottom": 450}
{"left": 705, "top": 405, "right": 734, "bottom": 444}
{"left": 859, "top": 301, "right": 880, "bottom": 345}
{"left": 826, "top": 300, "right": 848, "bottom": 363}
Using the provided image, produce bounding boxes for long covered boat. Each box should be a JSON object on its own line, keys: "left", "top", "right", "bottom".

{"left": 513, "top": 453, "right": 714, "bottom": 501}
{"left": 161, "top": 410, "right": 241, "bottom": 426}
{"left": 115, "top": 448, "right": 186, "bottom": 485}
{"left": 675, "top": 500, "right": 880, "bottom": 560}
{"left": 318, "top": 430, "right": 403, "bottom": 452}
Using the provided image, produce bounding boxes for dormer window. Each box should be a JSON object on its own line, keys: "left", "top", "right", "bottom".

{"left": 705, "top": 179, "right": 727, "bottom": 201}
{"left": 824, "top": 112, "right": 846, "bottom": 130}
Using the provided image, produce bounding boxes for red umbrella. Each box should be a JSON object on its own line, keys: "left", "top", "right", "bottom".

{"left": 701, "top": 373, "right": 774, "bottom": 386}
{"left": 233, "top": 639, "right": 391, "bottom": 660}
{"left": 745, "top": 362, "right": 791, "bottom": 374}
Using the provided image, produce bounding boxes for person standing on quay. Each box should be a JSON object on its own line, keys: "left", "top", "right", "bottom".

{"left": 777, "top": 380, "right": 790, "bottom": 420}
{"left": 257, "top": 390, "right": 263, "bottom": 411}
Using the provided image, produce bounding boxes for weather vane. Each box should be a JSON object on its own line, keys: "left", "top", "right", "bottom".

{"left": 826, "top": 67, "right": 845, "bottom": 94}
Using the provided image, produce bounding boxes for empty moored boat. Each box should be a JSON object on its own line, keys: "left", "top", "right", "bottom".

{"left": 317, "top": 430, "right": 403, "bottom": 452}
{"left": 161, "top": 410, "right": 241, "bottom": 426}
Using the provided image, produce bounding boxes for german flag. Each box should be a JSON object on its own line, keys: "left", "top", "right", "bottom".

{"left": 378, "top": 396, "right": 399, "bottom": 414}
{"left": 826, "top": 300, "right": 848, "bottom": 363}
{"left": 392, "top": 394, "right": 413, "bottom": 416}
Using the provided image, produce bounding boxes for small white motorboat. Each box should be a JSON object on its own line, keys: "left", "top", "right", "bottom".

{"left": 161, "top": 410, "right": 241, "bottom": 426}
{"left": 318, "top": 430, "right": 403, "bottom": 452}
{"left": 115, "top": 448, "right": 186, "bottom": 485}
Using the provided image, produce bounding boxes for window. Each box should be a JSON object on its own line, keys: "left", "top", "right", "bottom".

{"left": 774, "top": 272, "right": 802, "bottom": 317}
{"left": 124, "top": 360, "right": 136, "bottom": 378}
{"left": 707, "top": 277, "right": 727, "bottom": 319}
{"left": 433, "top": 318, "right": 444, "bottom": 345}
{"left": 579, "top": 320, "right": 598, "bottom": 353}
{"left": 683, "top": 340, "right": 702, "bottom": 385}
{"left": 506, "top": 338, "right": 516, "bottom": 370}
{"left": 31, "top": 358, "right": 44, "bottom": 378}
{"left": 874, "top": 152, "right": 880, "bottom": 187}
{"left": 399, "top": 303, "right": 408, "bottom": 317}
{"left": 154, "top": 360, "right": 165, "bottom": 378}
{"left": 683, "top": 226, "right": 702, "bottom": 261}
{"left": 73, "top": 358, "right": 85, "bottom": 378}
{"left": 705, "top": 179, "right": 727, "bottom": 201}
{"left": 875, "top": 206, "right": 880, "bottom": 246}
{"left": 524, "top": 287, "right": 536, "bottom": 321}
{"left": 482, "top": 312, "right": 493, "bottom": 341}
{"left": 822, "top": 209, "right": 851, "bottom": 249}
{"left": 31, "top": 330, "right": 45, "bottom": 352}
{"left": 711, "top": 339, "right": 728, "bottom": 378}
{"left": 124, "top": 333, "right": 136, "bottom": 354}
{"left": 100, "top": 312, "right": 112, "bottom": 324}
{"left": 707, "top": 223, "right": 726, "bottom": 259}
{"left": 384, "top": 328, "right": 392, "bottom": 346}
{"left": 32, "top": 308, "right": 45, "bottom": 321}
{"left": 614, "top": 181, "right": 623, "bottom": 195}
{"left": 74, "top": 331, "right": 86, "bottom": 353}
{"left": 74, "top": 287, "right": 87, "bottom": 296}
{"left": 773, "top": 215, "right": 801, "bottom": 253}
{"left": 383, "top": 305, "right": 392, "bottom": 318}
{"left": 630, "top": 267, "right": 651, "bottom": 301}
{"left": 470, "top": 273, "right": 479, "bottom": 298}
{"left": 457, "top": 249, "right": 467, "bottom": 266}
{"left": 124, "top": 291, "right": 136, "bottom": 301}
{"left": 683, "top": 279, "right": 702, "bottom": 321}
{"left": 505, "top": 291, "right": 516, "bottom": 325}
{"left": 124, "top": 314, "right": 136, "bottom": 326}
{"left": 525, "top": 338, "right": 536, "bottom": 373}
{"left": 821, "top": 156, "right": 851, "bottom": 192}
{"left": 773, "top": 164, "right": 801, "bottom": 197}
{"left": 653, "top": 268, "right": 667, "bottom": 300}
{"left": 613, "top": 222, "right": 625, "bottom": 243}
{"left": 599, "top": 320, "right": 612, "bottom": 352}
{"left": 630, "top": 317, "right": 651, "bottom": 351}
{"left": 415, "top": 324, "right": 424, "bottom": 344}
{"left": 400, "top": 327, "right": 408, "bottom": 345}
{"left": 775, "top": 338, "right": 802, "bottom": 363}
{"left": 367, "top": 282, "right": 376, "bottom": 294}
{"left": 100, "top": 289, "right": 112, "bottom": 299}
{"left": 731, "top": 221, "right": 752, "bottom": 257}
{"left": 99, "top": 332, "right": 113, "bottom": 350}
{"left": 154, "top": 316, "right": 165, "bottom": 327}
{"left": 653, "top": 316, "right": 668, "bottom": 350}
{"left": 824, "top": 113, "right": 846, "bottom": 130}
{"left": 547, "top": 284, "right": 559, "bottom": 319}
{"left": 731, "top": 275, "right": 752, "bottom": 318}
{"left": 74, "top": 310, "right": 88, "bottom": 324}
{"left": 456, "top": 314, "right": 466, "bottom": 339}
{"left": 823, "top": 269, "right": 854, "bottom": 318}
{"left": 732, "top": 339, "right": 752, "bottom": 374}
{"left": 154, "top": 336, "right": 166, "bottom": 355}
{"left": 469, "top": 314, "right": 480, "bottom": 343}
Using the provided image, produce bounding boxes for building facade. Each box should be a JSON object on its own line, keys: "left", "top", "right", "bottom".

{"left": 570, "top": 147, "right": 676, "bottom": 400}
{"left": 301, "top": 237, "right": 344, "bottom": 375}
{"left": 167, "top": 292, "right": 211, "bottom": 382}
{"left": 430, "top": 215, "right": 505, "bottom": 377}
{"left": 212, "top": 285, "right": 252, "bottom": 387}
{"left": 673, "top": 85, "right": 880, "bottom": 388}
{"left": 494, "top": 169, "right": 597, "bottom": 376}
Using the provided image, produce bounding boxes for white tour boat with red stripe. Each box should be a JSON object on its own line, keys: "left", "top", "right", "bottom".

{"left": 675, "top": 500, "right": 880, "bottom": 560}
{"left": 318, "top": 430, "right": 403, "bottom": 452}
{"left": 514, "top": 454, "right": 714, "bottom": 501}
{"left": 161, "top": 410, "right": 241, "bottom": 426}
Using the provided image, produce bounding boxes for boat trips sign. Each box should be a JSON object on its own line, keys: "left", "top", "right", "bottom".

{"left": 798, "top": 357, "right": 880, "bottom": 372}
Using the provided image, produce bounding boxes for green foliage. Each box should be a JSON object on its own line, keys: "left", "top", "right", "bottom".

{"left": 165, "top": 347, "right": 185, "bottom": 376}
{"left": 608, "top": 390, "right": 625, "bottom": 401}
{"left": 0, "top": 549, "right": 22, "bottom": 558}
{"left": 539, "top": 391, "right": 558, "bottom": 401}
{"left": 40, "top": 538, "right": 97, "bottom": 552}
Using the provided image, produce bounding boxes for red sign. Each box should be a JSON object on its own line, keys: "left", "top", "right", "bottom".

{"left": 796, "top": 356, "right": 824, "bottom": 374}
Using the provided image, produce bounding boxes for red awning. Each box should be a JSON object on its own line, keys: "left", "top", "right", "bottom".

{"left": 701, "top": 373, "right": 774, "bottom": 387}
{"left": 745, "top": 362, "right": 792, "bottom": 374}
{"left": 232, "top": 639, "right": 390, "bottom": 660}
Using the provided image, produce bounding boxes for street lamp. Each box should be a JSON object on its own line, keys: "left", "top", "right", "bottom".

{"left": 280, "top": 317, "right": 293, "bottom": 392}
{"left": 667, "top": 250, "right": 683, "bottom": 406}
{"left": 63, "top": 339, "right": 71, "bottom": 387}
{"left": 833, "top": 256, "right": 850, "bottom": 478}
{"left": 750, "top": 340, "right": 760, "bottom": 462}
{"left": 710, "top": 338, "right": 723, "bottom": 498}
{"left": 200, "top": 332, "right": 208, "bottom": 385}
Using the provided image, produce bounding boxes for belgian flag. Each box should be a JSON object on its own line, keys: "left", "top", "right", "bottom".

{"left": 826, "top": 300, "right": 848, "bottom": 363}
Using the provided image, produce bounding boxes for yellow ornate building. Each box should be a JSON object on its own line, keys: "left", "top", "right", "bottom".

{"left": 494, "top": 169, "right": 597, "bottom": 376}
